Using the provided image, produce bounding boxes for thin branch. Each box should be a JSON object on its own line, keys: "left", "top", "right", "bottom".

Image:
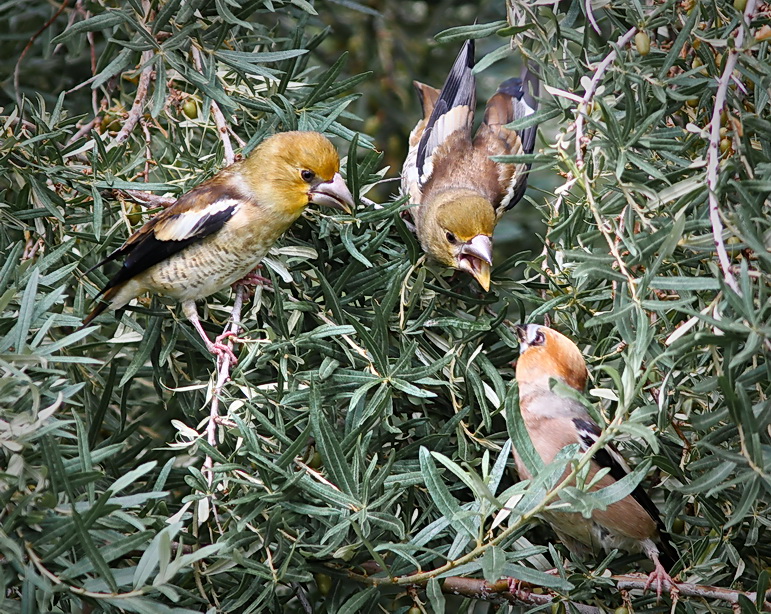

{"left": 118, "top": 189, "right": 177, "bottom": 209}
{"left": 25, "top": 541, "right": 146, "bottom": 600}
{"left": 140, "top": 118, "right": 153, "bottom": 182}
{"left": 203, "top": 284, "right": 246, "bottom": 486}
{"left": 229, "top": 125, "right": 247, "bottom": 149}
{"left": 705, "top": 0, "right": 757, "bottom": 296}
{"left": 111, "top": 49, "right": 155, "bottom": 147}
{"left": 585, "top": 0, "right": 601, "bottom": 35}
{"left": 568, "top": 28, "right": 640, "bottom": 302}
{"left": 575, "top": 27, "right": 637, "bottom": 167}
{"left": 191, "top": 46, "right": 235, "bottom": 165}
{"left": 13, "top": 0, "right": 71, "bottom": 110}
{"left": 587, "top": 188, "right": 640, "bottom": 303}
{"left": 67, "top": 116, "right": 100, "bottom": 144}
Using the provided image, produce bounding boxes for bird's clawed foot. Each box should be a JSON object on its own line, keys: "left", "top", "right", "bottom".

{"left": 234, "top": 266, "right": 271, "bottom": 289}
{"left": 208, "top": 331, "right": 239, "bottom": 365}
{"left": 506, "top": 578, "right": 532, "bottom": 603}
{"left": 643, "top": 560, "right": 677, "bottom": 600}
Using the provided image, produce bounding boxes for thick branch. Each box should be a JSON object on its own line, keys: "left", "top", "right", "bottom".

{"left": 341, "top": 567, "right": 770, "bottom": 611}
{"left": 443, "top": 577, "right": 601, "bottom": 613}
{"left": 614, "top": 573, "right": 771, "bottom": 611}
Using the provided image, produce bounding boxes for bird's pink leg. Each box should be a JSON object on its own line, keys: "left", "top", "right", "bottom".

{"left": 643, "top": 554, "right": 676, "bottom": 599}
{"left": 182, "top": 301, "right": 238, "bottom": 365}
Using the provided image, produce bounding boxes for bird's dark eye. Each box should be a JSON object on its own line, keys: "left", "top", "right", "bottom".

{"left": 534, "top": 331, "right": 545, "bottom": 345}
{"left": 445, "top": 231, "right": 457, "bottom": 244}
{"left": 301, "top": 169, "right": 315, "bottom": 182}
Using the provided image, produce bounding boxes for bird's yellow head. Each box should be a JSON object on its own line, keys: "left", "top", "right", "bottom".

{"left": 515, "top": 324, "right": 588, "bottom": 392}
{"left": 243, "top": 131, "right": 354, "bottom": 215}
{"left": 421, "top": 189, "right": 495, "bottom": 290}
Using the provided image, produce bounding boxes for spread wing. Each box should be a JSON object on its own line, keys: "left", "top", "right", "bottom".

{"left": 91, "top": 175, "right": 243, "bottom": 297}
{"left": 401, "top": 39, "right": 476, "bottom": 210}
{"left": 573, "top": 417, "right": 677, "bottom": 568}
{"left": 475, "top": 68, "right": 539, "bottom": 217}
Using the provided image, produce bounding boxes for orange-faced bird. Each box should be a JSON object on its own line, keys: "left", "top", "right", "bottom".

{"left": 514, "top": 324, "right": 677, "bottom": 596}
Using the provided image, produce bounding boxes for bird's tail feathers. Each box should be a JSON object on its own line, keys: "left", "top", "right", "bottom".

{"left": 79, "top": 285, "right": 121, "bottom": 330}
{"left": 436, "top": 38, "right": 475, "bottom": 110}
{"left": 413, "top": 81, "right": 441, "bottom": 121}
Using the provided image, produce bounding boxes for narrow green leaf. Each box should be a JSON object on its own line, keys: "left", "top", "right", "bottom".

{"left": 426, "top": 578, "right": 446, "bottom": 614}
{"left": 659, "top": 5, "right": 700, "bottom": 78}
{"left": 649, "top": 277, "right": 720, "bottom": 291}
{"left": 435, "top": 21, "right": 507, "bottom": 43}
{"left": 14, "top": 268, "right": 39, "bottom": 354}
{"left": 419, "top": 447, "right": 476, "bottom": 538}
{"left": 482, "top": 545, "right": 506, "bottom": 583}
{"left": 109, "top": 461, "right": 157, "bottom": 495}
{"left": 51, "top": 11, "right": 126, "bottom": 44}
{"left": 504, "top": 385, "right": 544, "bottom": 475}
{"left": 310, "top": 395, "right": 358, "bottom": 498}
{"left": 501, "top": 563, "right": 574, "bottom": 592}
{"left": 337, "top": 586, "right": 379, "bottom": 614}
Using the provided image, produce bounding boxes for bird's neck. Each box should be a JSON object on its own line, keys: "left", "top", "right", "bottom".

{"left": 518, "top": 385, "right": 590, "bottom": 420}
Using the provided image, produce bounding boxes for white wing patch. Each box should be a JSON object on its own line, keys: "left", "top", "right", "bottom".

{"left": 401, "top": 127, "right": 423, "bottom": 205}
{"left": 154, "top": 198, "right": 240, "bottom": 241}
{"left": 418, "top": 105, "right": 472, "bottom": 185}
{"left": 574, "top": 420, "right": 633, "bottom": 475}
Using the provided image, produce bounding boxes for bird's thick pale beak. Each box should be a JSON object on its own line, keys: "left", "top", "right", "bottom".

{"left": 308, "top": 172, "right": 354, "bottom": 213}
{"left": 457, "top": 234, "right": 493, "bottom": 291}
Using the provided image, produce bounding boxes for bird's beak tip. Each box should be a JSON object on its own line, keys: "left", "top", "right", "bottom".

{"left": 309, "top": 172, "right": 354, "bottom": 214}
{"left": 457, "top": 256, "right": 491, "bottom": 291}
{"left": 457, "top": 234, "right": 493, "bottom": 291}
{"left": 475, "top": 270, "right": 491, "bottom": 292}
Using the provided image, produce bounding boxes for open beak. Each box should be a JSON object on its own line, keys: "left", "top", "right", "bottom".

{"left": 457, "top": 234, "right": 493, "bottom": 291}
{"left": 308, "top": 172, "right": 354, "bottom": 214}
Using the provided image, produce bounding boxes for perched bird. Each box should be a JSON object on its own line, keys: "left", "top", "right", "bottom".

{"left": 400, "top": 39, "right": 538, "bottom": 290}
{"left": 82, "top": 131, "right": 354, "bottom": 361}
{"left": 513, "top": 324, "right": 677, "bottom": 596}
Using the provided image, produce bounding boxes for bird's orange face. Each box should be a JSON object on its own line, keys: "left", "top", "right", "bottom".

{"left": 515, "top": 324, "right": 588, "bottom": 392}
{"left": 426, "top": 190, "right": 495, "bottom": 290}
{"left": 245, "top": 131, "right": 353, "bottom": 214}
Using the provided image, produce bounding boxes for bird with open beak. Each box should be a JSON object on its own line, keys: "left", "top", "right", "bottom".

{"left": 513, "top": 324, "right": 678, "bottom": 597}
{"left": 400, "top": 39, "right": 539, "bottom": 291}
{"left": 82, "top": 131, "right": 353, "bottom": 363}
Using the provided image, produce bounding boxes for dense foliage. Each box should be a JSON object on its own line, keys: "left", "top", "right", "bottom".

{"left": 1, "top": 0, "right": 769, "bottom": 612}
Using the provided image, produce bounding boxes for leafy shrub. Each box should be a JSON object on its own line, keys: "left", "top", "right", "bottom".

{"left": 1, "top": 0, "right": 769, "bottom": 612}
